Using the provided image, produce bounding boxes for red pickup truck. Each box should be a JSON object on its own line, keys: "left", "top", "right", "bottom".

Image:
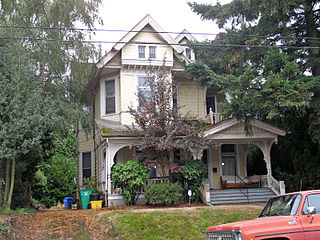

{"left": 206, "top": 190, "right": 320, "bottom": 240}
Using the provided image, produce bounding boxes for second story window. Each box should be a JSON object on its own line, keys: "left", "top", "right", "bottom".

{"left": 105, "top": 79, "right": 115, "bottom": 114}
{"left": 138, "top": 46, "right": 145, "bottom": 58}
{"left": 138, "top": 76, "right": 151, "bottom": 107}
{"left": 149, "top": 46, "right": 156, "bottom": 59}
{"left": 186, "top": 48, "right": 191, "bottom": 59}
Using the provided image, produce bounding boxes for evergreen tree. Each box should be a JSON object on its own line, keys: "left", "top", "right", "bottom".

{"left": 187, "top": 0, "right": 320, "bottom": 190}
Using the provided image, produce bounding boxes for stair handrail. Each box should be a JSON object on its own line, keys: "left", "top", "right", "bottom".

{"left": 234, "top": 175, "right": 249, "bottom": 202}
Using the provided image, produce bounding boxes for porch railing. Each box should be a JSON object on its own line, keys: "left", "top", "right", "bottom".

{"left": 111, "top": 177, "right": 170, "bottom": 195}
{"left": 261, "top": 175, "right": 285, "bottom": 195}
{"left": 205, "top": 109, "right": 223, "bottom": 124}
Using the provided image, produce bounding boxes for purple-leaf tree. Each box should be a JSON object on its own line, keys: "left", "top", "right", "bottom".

{"left": 129, "top": 64, "right": 213, "bottom": 177}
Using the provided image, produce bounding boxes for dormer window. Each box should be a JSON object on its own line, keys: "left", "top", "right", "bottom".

{"left": 138, "top": 46, "right": 146, "bottom": 58}
{"left": 149, "top": 46, "right": 156, "bottom": 59}
{"left": 186, "top": 48, "right": 191, "bottom": 59}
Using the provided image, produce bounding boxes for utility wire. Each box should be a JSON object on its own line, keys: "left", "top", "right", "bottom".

{"left": 1, "top": 36, "right": 319, "bottom": 49}
{"left": 1, "top": 24, "right": 320, "bottom": 41}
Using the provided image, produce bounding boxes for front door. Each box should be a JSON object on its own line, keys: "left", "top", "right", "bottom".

{"left": 221, "top": 144, "right": 237, "bottom": 176}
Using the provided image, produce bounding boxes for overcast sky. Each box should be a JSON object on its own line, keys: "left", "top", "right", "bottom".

{"left": 95, "top": 0, "right": 230, "bottom": 52}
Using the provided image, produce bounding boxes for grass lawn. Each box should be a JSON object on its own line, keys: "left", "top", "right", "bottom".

{"left": 99, "top": 205, "right": 263, "bottom": 240}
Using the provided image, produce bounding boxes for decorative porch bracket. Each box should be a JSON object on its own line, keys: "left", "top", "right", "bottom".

{"left": 253, "top": 140, "right": 285, "bottom": 195}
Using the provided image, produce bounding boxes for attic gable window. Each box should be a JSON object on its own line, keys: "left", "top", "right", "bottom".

{"left": 149, "top": 46, "right": 156, "bottom": 59}
{"left": 138, "top": 46, "right": 146, "bottom": 58}
{"left": 105, "top": 79, "right": 115, "bottom": 114}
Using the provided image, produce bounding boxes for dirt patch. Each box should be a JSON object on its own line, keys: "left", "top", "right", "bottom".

{"left": 1, "top": 210, "right": 105, "bottom": 240}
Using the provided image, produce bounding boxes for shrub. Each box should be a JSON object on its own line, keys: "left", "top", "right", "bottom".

{"left": 173, "top": 158, "right": 206, "bottom": 202}
{"left": 144, "top": 182, "right": 182, "bottom": 205}
{"left": 0, "top": 221, "right": 10, "bottom": 236}
{"left": 112, "top": 160, "right": 149, "bottom": 205}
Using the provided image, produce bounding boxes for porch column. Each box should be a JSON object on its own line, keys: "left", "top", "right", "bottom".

{"left": 207, "top": 149, "right": 214, "bottom": 189}
{"left": 104, "top": 144, "right": 110, "bottom": 205}
{"left": 254, "top": 140, "right": 274, "bottom": 188}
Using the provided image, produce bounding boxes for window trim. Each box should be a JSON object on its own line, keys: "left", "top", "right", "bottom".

{"left": 101, "top": 77, "right": 119, "bottom": 117}
{"left": 138, "top": 45, "right": 146, "bottom": 58}
{"left": 80, "top": 151, "right": 93, "bottom": 185}
{"left": 149, "top": 46, "right": 156, "bottom": 59}
{"left": 137, "top": 75, "right": 151, "bottom": 108}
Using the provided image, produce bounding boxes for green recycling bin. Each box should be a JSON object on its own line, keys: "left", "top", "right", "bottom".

{"left": 79, "top": 189, "right": 93, "bottom": 209}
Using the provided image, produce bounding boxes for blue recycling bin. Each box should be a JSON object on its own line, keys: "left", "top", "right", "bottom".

{"left": 63, "top": 197, "right": 73, "bottom": 209}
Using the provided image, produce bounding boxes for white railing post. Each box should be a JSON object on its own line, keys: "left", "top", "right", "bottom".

{"left": 280, "top": 181, "right": 286, "bottom": 195}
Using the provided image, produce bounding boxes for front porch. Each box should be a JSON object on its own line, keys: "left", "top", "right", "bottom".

{"left": 99, "top": 117, "right": 286, "bottom": 206}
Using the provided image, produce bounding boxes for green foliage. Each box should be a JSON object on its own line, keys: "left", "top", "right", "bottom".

{"left": 174, "top": 159, "right": 206, "bottom": 202}
{"left": 111, "top": 160, "right": 149, "bottom": 205}
{"left": 32, "top": 133, "right": 77, "bottom": 208}
{"left": 83, "top": 176, "right": 101, "bottom": 194}
{"left": 0, "top": 0, "right": 101, "bottom": 209}
{"left": 187, "top": 0, "right": 320, "bottom": 190}
{"left": 144, "top": 182, "right": 182, "bottom": 205}
{"left": 0, "top": 221, "right": 10, "bottom": 236}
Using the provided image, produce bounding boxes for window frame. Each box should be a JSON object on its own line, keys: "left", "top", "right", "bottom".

{"left": 149, "top": 46, "right": 156, "bottom": 59}
{"left": 101, "top": 77, "right": 118, "bottom": 117}
{"left": 185, "top": 48, "right": 192, "bottom": 59}
{"left": 137, "top": 75, "right": 152, "bottom": 108}
{"left": 138, "top": 46, "right": 146, "bottom": 58}
{"left": 105, "top": 79, "right": 116, "bottom": 114}
{"left": 81, "top": 151, "right": 93, "bottom": 184}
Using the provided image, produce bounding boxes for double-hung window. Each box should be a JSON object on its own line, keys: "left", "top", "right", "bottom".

{"left": 138, "top": 46, "right": 146, "bottom": 58}
{"left": 138, "top": 76, "right": 151, "bottom": 107}
{"left": 105, "top": 79, "right": 115, "bottom": 114}
{"left": 149, "top": 46, "right": 156, "bottom": 59}
{"left": 82, "top": 152, "right": 92, "bottom": 180}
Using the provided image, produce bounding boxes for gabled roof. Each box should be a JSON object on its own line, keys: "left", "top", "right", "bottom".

{"left": 203, "top": 118, "right": 286, "bottom": 137}
{"left": 175, "top": 29, "right": 198, "bottom": 43}
{"left": 96, "top": 14, "right": 186, "bottom": 69}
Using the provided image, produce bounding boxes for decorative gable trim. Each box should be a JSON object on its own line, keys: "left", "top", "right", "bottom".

{"left": 203, "top": 118, "right": 286, "bottom": 137}
{"left": 175, "top": 29, "right": 198, "bottom": 43}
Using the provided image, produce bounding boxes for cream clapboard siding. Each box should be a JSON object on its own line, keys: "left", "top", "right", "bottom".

{"left": 94, "top": 85, "right": 101, "bottom": 120}
{"left": 178, "top": 83, "right": 205, "bottom": 119}
{"left": 120, "top": 73, "right": 136, "bottom": 125}
{"left": 122, "top": 25, "right": 173, "bottom": 62}
{"left": 78, "top": 130, "right": 94, "bottom": 185}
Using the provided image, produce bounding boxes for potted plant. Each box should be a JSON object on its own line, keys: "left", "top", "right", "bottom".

{"left": 83, "top": 176, "right": 102, "bottom": 201}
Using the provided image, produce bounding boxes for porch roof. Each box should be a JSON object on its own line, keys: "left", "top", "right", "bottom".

{"left": 203, "top": 117, "right": 286, "bottom": 144}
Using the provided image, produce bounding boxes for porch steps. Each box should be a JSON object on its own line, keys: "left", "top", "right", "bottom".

{"left": 210, "top": 188, "right": 276, "bottom": 205}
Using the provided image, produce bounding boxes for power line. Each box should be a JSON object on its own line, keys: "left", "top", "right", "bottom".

{"left": 1, "top": 24, "right": 320, "bottom": 41}
{"left": 1, "top": 36, "right": 319, "bottom": 49}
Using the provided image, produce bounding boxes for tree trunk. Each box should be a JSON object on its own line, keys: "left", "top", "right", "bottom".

{"left": 0, "top": 175, "right": 3, "bottom": 210}
{"left": 6, "top": 155, "right": 16, "bottom": 209}
{"left": 3, "top": 159, "right": 11, "bottom": 206}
